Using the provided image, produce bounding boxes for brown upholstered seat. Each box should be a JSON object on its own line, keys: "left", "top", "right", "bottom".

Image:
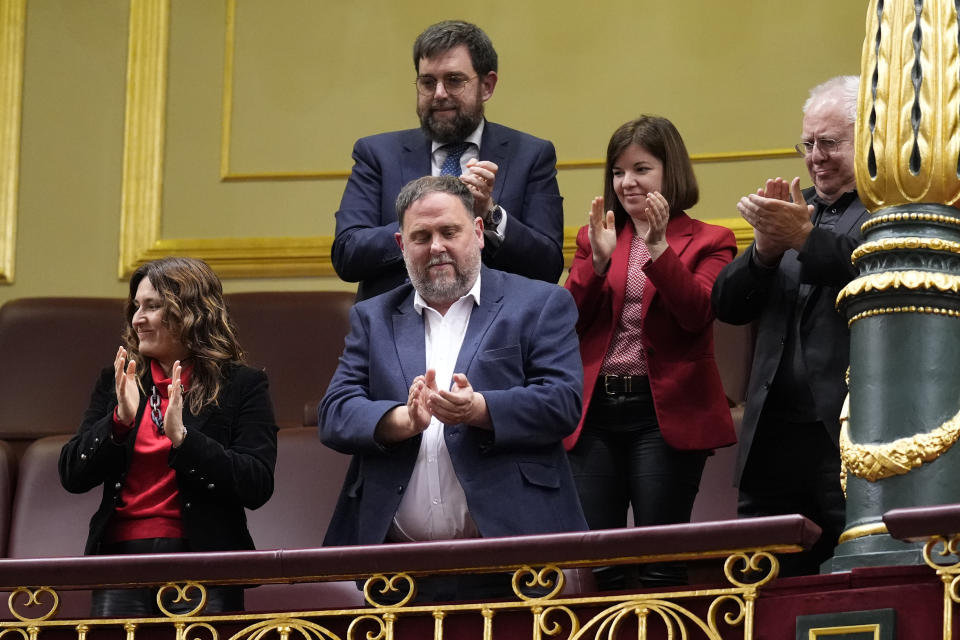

{"left": 224, "top": 292, "right": 355, "bottom": 429}
{"left": 6, "top": 434, "right": 97, "bottom": 617}
{"left": 689, "top": 321, "right": 756, "bottom": 522}
{"left": 0, "top": 298, "right": 124, "bottom": 452}
{"left": 0, "top": 440, "right": 15, "bottom": 557}
{"left": 244, "top": 427, "right": 362, "bottom": 609}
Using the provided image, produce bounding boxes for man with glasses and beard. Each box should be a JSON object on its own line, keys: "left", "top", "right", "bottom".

{"left": 711, "top": 76, "right": 869, "bottom": 577}
{"left": 332, "top": 20, "right": 565, "bottom": 301}
{"left": 320, "top": 176, "right": 586, "bottom": 600}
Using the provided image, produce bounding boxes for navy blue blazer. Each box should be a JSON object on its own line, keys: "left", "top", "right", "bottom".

{"left": 332, "top": 121, "right": 565, "bottom": 300}
{"left": 319, "top": 267, "right": 587, "bottom": 546}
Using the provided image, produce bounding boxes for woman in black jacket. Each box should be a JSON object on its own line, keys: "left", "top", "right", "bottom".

{"left": 59, "top": 257, "right": 278, "bottom": 617}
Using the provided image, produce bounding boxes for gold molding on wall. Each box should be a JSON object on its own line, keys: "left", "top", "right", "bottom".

{"left": 562, "top": 216, "right": 753, "bottom": 266}
{"left": 123, "top": 0, "right": 757, "bottom": 279}
{"left": 118, "top": 0, "right": 169, "bottom": 278}
{"left": 0, "top": 0, "right": 25, "bottom": 284}
{"left": 120, "top": 0, "right": 332, "bottom": 278}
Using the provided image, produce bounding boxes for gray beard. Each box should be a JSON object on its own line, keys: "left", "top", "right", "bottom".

{"left": 405, "top": 252, "right": 480, "bottom": 309}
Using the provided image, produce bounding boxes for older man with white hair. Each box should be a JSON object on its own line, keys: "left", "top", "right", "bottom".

{"left": 712, "top": 75, "right": 869, "bottom": 576}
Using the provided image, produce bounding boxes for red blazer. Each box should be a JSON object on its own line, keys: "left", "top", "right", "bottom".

{"left": 564, "top": 212, "right": 736, "bottom": 452}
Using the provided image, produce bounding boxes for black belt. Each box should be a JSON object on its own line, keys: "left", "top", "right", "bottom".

{"left": 599, "top": 374, "right": 648, "bottom": 395}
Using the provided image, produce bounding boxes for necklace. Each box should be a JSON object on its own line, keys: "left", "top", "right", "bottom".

{"left": 149, "top": 386, "right": 164, "bottom": 436}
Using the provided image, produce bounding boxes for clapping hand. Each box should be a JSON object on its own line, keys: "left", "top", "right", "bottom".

{"left": 114, "top": 346, "right": 138, "bottom": 426}
{"left": 587, "top": 196, "right": 617, "bottom": 275}
{"left": 164, "top": 360, "right": 187, "bottom": 447}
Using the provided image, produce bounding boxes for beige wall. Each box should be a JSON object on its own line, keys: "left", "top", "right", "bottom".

{"left": 2, "top": 0, "right": 866, "bottom": 302}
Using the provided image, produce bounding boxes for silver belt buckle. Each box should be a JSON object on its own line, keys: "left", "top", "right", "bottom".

{"left": 604, "top": 375, "right": 616, "bottom": 395}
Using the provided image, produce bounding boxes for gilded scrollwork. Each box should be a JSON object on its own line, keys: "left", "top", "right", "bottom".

{"left": 7, "top": 587, "right": 59, "bottom": 622}
{"left": 0, "top": 629, "right": 29, "bottom": 640}
{"left": 157, "top": 582, "right": 207, "bottom": 617}
{"left": 346, "top": 614, "right": 388, "bottom": 640}
{"left": 537, "top": 605, "right": 580, "bottom": 639}
{"left": 837, "top": 270, "right": 960, "bottom": 307}
{"left": 228, "top": 617, "right": 342, "bottom": 640}
{"left": 921, "top": 535, "right": 960, "bottom": 573}
{"left": 723, "top": 551, "right": 779, "bottom": 588}
{"left": 706, "top": 594, "right": 746, "bottom": 636}
{"left": 512, "top": 565, "right": 565, "bottom": 601}
{"left": 851, "top": 237, "right": 960, "bottom": 261}
{"left": 571, "top": 599, "right": 717, "bottom": 639}
{"left": 839, "top": 403, "right": 960, "bottom": 482}
{"left": 363, "top": 573, "right": 415, "bottom": 608}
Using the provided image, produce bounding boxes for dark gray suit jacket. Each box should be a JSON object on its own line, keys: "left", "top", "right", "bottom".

{"left": 711, "top": 188, "right": 870, "bottom": 484}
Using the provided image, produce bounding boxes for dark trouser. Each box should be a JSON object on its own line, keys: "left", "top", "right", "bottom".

{"left": 738, "top": 416, "right": 846, "bottom": 577}
{"left": 91, "top": 538, "right": 244, "bottom": 617}
{"left": 568, "top": 380, "right": 708, "bottom": 590}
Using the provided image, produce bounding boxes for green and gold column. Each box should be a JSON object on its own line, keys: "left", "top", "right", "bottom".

{"left": 832, "top": 0, "right": 960, "bottom": 569}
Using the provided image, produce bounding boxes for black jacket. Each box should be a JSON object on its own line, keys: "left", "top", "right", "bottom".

{"left": 59, "top": 363, "right": 278, "bottom": 555}
{"left": 711, "top": 188, "right": 870, "bottom": 484}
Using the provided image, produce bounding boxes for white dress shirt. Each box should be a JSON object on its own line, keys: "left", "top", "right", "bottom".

{"left": 389, "top": 273, "right": 483, "bottom": 542}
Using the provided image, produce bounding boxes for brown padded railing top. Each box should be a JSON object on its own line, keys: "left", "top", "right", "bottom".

{"left": 0, "top": 515, "right": 820, "bottom": 591}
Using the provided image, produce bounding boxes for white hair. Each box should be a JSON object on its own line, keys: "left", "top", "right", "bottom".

{"left": 803, "top": 75, "right": 859, "bottom": 124}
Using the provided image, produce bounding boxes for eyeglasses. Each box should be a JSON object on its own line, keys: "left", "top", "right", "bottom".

{"left": 414, "top": 74, "right": 476, "bottom": 97}
{"left": 794, "top": 138, "right": 848, "bottom": 156}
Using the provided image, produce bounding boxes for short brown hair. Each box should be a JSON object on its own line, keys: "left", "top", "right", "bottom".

{"left": 413, "top": 21, "right": 497, "bottom": 76}
{"left": 396, "top": 175, "right": 475, "bottom": 228}
{"left": 604, "top": 116, "right": 699, "bottom": 227}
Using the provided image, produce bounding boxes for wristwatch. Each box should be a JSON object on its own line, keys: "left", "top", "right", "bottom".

{"left": 487, "top": 203, "right": 502, "bottom": 227}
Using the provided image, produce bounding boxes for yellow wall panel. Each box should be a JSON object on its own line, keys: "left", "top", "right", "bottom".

{"left": 6, "top": 0, "right": 868, "bottom": 300}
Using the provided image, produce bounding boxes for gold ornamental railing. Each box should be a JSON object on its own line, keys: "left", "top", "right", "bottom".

{"left": 0, "top": 515, "right": 820, "bottom": 640}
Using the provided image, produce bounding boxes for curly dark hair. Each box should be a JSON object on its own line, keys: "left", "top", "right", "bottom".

{"left": 121, "top": 257, "right": 244, "bottom": 415}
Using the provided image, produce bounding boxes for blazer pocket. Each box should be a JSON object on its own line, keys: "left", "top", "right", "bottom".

{"left": 479, "top": 344, "right": 521, "bottom": 361}
{"left": 518, "top": 461, "right": 560, "bottom": 489}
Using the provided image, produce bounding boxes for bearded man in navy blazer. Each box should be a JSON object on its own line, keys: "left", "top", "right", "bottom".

{"left": 321, "top": 176, "right": 586, "bottom": 558}
{"left": 332, "top": 20, "right": 565, "bottom": 301}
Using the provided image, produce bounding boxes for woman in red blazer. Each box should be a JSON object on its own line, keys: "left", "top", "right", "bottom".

{"left": 564, "top": 116, "right": 736, "bottom": 588}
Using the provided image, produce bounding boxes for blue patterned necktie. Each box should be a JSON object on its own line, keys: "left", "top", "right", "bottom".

{"left": 439, "top": 142, "right": 470, "bottom": 176}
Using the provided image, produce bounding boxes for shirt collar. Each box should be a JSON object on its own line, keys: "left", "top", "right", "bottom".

{"left": 413, "top": 269, "right": 482, "bottom": 316}
{"left": 809, "top": 189, "right": 857, "bottom": 212}
{"left": 430, "top": 120, "right": 485, "bottom": 155}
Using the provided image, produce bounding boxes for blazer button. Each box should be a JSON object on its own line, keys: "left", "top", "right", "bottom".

{"left": 184, "top": 502, "right": 192, "bottom": 510}
{"left": 762, "top": 382, "right": 771, "bottom": 390}
{"left": 396, "top": 485, "right": 404, "bottom": 494}
{"left": 188, "top": 468, "right": 196, "bottom": 475}
{"left": 114, "top": 482, "right": 122, "bottom": 490}
{"left": 80, "top": 453, "right": 87, "bottom": 461}
{"left": 93, "top": 437, "right": 100, "bottom": 444}
{"left": 206, "top": 483, "right": 215, "bottom": 490}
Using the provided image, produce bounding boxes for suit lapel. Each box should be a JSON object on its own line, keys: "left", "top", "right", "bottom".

{"left": 400, "top": 129, "right": 432, "bottom": 185}
{"left": 479, "top": 122, "right": 509, "bottom": 204}
{"left": 641, "top": 213, "right": 693, "bottom": 321}
{"left": 454, "top": 267, "right": 503, "bottom": 374}
{"left": 393, "top": 289, "right": 427, "bottom": 388}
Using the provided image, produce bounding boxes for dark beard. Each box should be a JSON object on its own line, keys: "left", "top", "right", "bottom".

{"left": 419, "top": 104, "right": 484, "bottom": 144}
